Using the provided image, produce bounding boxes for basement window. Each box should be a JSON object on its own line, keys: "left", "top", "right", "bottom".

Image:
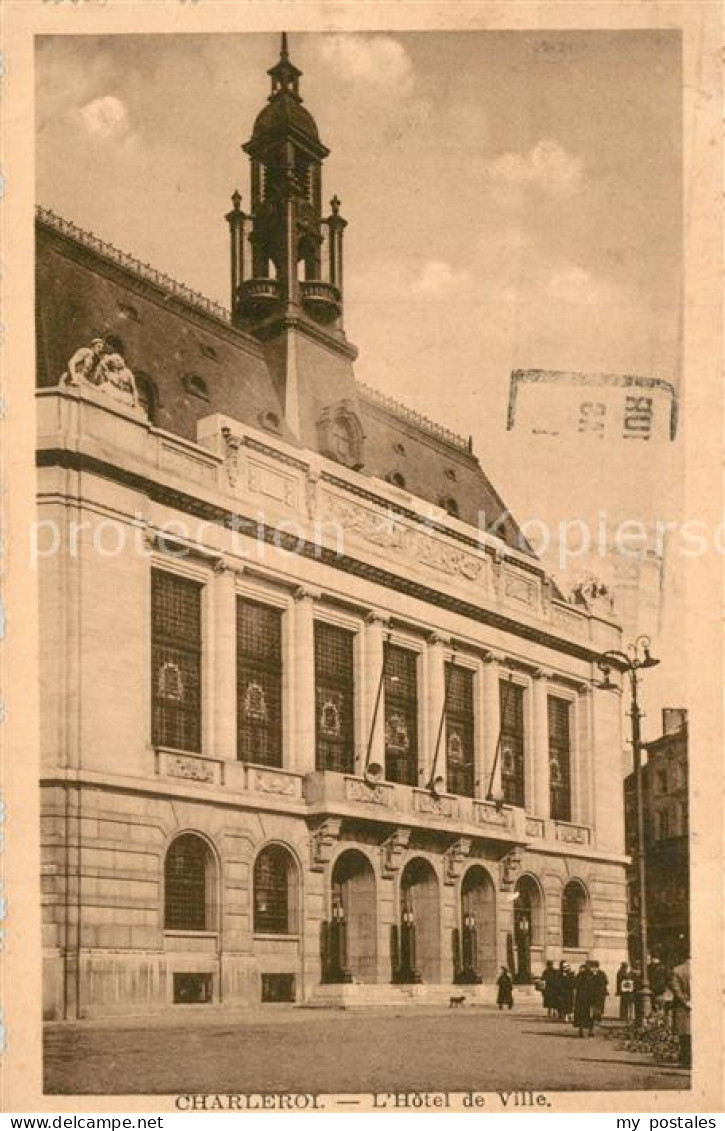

{"left": 173, "top": 973, "right": 213, "bottom": 1004}
{"left": 261, "top": 974, "right": 296, "bottom": 1003}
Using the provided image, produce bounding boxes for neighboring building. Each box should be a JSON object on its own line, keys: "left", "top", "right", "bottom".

{"left": 38, "top": 35, "right": 628, "bottom": 1020}
{"left": 624, "top": 708, "right": 689, "bottom": 966}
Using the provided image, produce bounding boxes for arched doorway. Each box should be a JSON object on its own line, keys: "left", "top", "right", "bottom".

{"left": 513, "top": 875, "right": 541, "bottom": 983}
{"left": 331, "top": 850, "right": 377, "bottom": 983}
{"left": 459, "top": 866, "right": 497, "bottom": 981}
{"left": 399, "top": 858, "right": 441, "bottom": 983}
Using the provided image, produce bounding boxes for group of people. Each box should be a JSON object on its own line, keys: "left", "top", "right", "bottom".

{"left": 615, "top": 957, "right": 671, "bottom": 1020}
{"left": 616, "top": 956, "right": 691, "bottom": 1068}
{"left": 538, "top": 959, "right": 609, "bottom": 1037}
{"left": 497, "top": 954, "right": 691, "bottom": 1068}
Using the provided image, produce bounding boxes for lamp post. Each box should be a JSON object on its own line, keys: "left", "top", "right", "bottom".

{"left": 596, "top": 634, "right": 660, "bottom": 1020}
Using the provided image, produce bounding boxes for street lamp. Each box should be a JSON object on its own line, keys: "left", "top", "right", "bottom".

{"left": 596, "top": 634, "right": 660, "bottom": 1019}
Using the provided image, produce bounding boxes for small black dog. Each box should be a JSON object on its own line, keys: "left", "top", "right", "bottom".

{"left": 449, "top": 994, "right": 466, "bottom": 1008}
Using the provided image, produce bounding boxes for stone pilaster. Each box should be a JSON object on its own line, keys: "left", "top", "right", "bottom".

{"left": 425, "top": 633, "right": 448, "bottom": 791}
{"left": 576, "top": 685, "right": 594, "bottom": 826}
{"left": 481, "top": 651, "right": 502, "bottom": 799}
{"left": 531, "top": 668, "right": 551, "bottom": 818}
{"left": 292, "top": 587, "right": 318, "bottom": 774}
{"left": 362, "top": 614, "right": 389, "bottom": 777}
{"left": 213, "top": 564, "right": 238, "bottom": 761}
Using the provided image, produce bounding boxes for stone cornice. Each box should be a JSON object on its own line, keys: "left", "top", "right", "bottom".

{"left": 37, "top": 445, "right": 605, "bottom": 664}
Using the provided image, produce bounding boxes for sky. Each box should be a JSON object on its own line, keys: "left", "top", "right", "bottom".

{"left": 36, "top": 30, "right": 685, "bottom": 733}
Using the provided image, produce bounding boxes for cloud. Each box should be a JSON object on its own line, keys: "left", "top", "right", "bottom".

{"left": 78, "top": 95, "right": 131, "bottom": 140}
{"left": 487, "top": 140, "right": 583, "bottom": 196}
{"left": 546, "top": 265, "right": 609, "bottom": 306}
{"left": 411, "top": 260, "right": 468, "bottom": 295}
{"left": 318, "top": 35, "right": 414, "bottom": 95}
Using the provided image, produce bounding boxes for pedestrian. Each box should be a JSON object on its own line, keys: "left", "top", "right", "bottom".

{"left": 648, "top": 956, "right": 668, "bottom": 1011}
{"left": 497, "top": 966, "right": 514, "bottom": 1011}
{"left": 539, "top": 960, "right": 558, "bottom": 1018}
{"left": 573, "top": 963, "right": 596, "bottom": 1037}
{"left": 631, "top": 966, "right": 645, "bottom": 1022}
{"left": 590, "top": 960, "right": 609, "bottom": 1025}
{"left": 669, "top": 957, "right": 691, "bottom": 1068}
{"left": 557, "top": 962, "right": 575, "bottom": 1022}
{"left": 616, "top": 961, "right": 635, "bottom": 1021}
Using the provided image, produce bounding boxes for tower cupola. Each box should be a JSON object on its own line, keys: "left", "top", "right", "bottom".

{"left": 227, "top": 33, "right": 347, "bottom": 333}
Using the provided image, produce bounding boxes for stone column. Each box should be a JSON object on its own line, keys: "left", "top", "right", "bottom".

{"left": 425, "top": 633, "right": 448, "bottom": 792}
{"left": 481, "top": 652, "right": 502, "bottom": 799}
{"left": 362, "top": 614, "right": 388, "bottom": 777}
{"left": 293, "top": 587, "right": 317, "bottom": 774}
{"left": 531, "top": 669, "right": 551, "bottom": 818}
{"left": 213, "top": 564, "right": 237, "bottom": 761}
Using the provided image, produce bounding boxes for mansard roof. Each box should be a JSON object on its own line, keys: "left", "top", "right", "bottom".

{"left": 36, "top": 207, "right": 534, "bottom": 557}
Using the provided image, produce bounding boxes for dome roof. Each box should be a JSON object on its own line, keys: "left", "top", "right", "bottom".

{"left": 252, "top": 92, "right": 320, "bottom": 141}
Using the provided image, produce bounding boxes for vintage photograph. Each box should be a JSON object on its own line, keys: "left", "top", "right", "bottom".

{"left": 19, "top": 12, "right": 714, "bottom": 1106}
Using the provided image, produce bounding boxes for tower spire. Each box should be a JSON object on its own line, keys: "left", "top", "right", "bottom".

{"left": 267, "top": 31, "right": 302, "bottom": 101}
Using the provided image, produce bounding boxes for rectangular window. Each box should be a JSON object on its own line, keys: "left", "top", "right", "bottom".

{"left": 261, "top": 973, "right": 296, "bottom": 1003}
{"left": 446, "top": 664, "right": 475, "bottom": 797}
{"left": 315, "top": 621, "right": 355, "bottom": 773}
{"left": 548, "top": 696, "right": 572, "bottom": 822}
{"left": 173, "top": 973, "right": 213, "bottom": 1004}
{"left": 384, "top": 644, "right": 418, "bottom": 786}
{"left": 152, "top": 569, "right": 202, "bottom": 752}
{"left": 500, "top": 680, "right": 525, "bottom": 808}
{"left": 237, "top": 599, "right": 283, "bottom": 767}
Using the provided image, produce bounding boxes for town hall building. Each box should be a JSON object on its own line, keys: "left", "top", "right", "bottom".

{"left": 38, "top": 35, "right": 628, "bottom": 1018}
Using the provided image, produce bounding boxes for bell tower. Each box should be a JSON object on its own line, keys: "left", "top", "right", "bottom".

{"left": 227, "top": 33, "right": 349, "bottom": 333}
{"left": 226, "top": 33, "right": 360, "bottom": 449}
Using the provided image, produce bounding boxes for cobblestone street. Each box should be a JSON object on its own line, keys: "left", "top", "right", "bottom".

{"left": 44, "top": 1006, "right": 690, "bottom": 1096}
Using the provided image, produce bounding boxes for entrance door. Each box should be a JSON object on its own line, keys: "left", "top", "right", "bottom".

{"left": 461, "top": 865, "right": 497, "bottom": 980}
{"left": 400, "top": 858, "right": 440, "bottom": 983}
{"left": 513, "top": 876, "right": 540, "bottom": 982}
{"left": 332, "top": 850, "right": 377, "bottom": 982}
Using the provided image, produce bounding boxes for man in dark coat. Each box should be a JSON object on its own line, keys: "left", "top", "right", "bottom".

{"left": 616, "top": 961, "right": 635, "bottom": 1020}
{"left": 540, "top": 960, "right": 558, "bottom": 1017}
{"left": 590, "top": 960, "right": 609, "bottom": 1023}
{"left": 497, "top": 967, "right": 514, "bottom": 1010}
{"left": 573, "top": 964, "right": 597, "bottom": 1036}
{"left": 648, "top": 957, "right": 669, "bottom": 1011}
{"left": 557, "top": 962, "right": 575, "bottom": 1021}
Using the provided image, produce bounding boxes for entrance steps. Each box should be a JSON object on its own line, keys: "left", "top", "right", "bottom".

{"left": 305, "top": 981, "right": 542, "bottom": 1011}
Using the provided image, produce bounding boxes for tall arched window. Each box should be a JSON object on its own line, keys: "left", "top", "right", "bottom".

{"left": 562, "top": 881, "right": 587, "bottom": 949}
{"left": 164, "top": 833, "right": 214, "bottom": 932}
{"left": 254, "top": 845, "right": 297, "bottom": 935}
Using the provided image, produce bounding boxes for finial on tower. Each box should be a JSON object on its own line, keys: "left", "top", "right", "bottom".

{"left": 267, "top": 30, "right": 302, "bottom": 100}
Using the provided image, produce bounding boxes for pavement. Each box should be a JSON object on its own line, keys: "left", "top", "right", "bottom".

{"left": 43, "top": 1005, "right": 690, "bottom": 1096}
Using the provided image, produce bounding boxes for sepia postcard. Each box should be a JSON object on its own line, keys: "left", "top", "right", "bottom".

{"left": 1, "top": 0, "right": 722, "bottom": 1116}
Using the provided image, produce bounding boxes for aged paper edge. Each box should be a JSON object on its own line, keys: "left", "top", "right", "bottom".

{"left": 2, "top": 0, "right": 722, "bottom": 1114}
